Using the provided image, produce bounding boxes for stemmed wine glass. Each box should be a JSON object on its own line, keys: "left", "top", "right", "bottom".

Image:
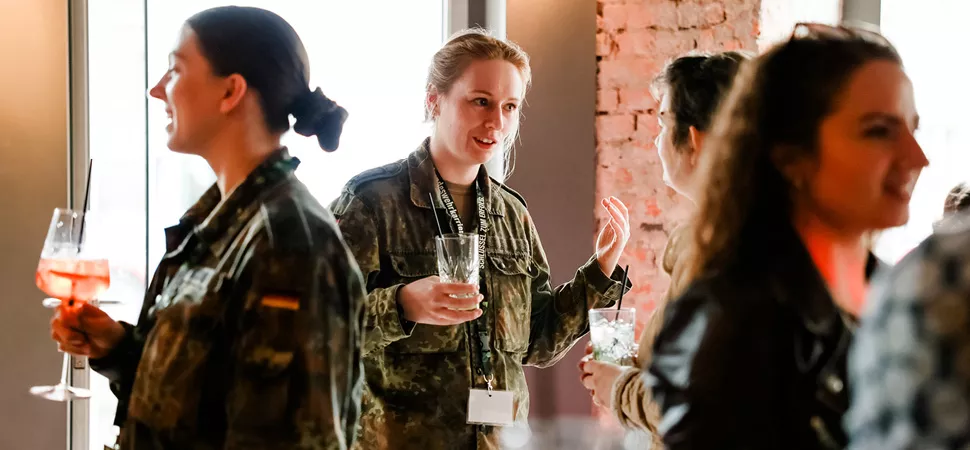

{"left": 31, "top": 208, "right": 111, "bottom": 401}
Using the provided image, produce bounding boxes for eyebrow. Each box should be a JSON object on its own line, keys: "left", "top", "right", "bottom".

{"left": 471, "top": 90, "right": 521, "bottom": 102}
{"left": 860, "top": 112, "right": 920, "bottom": 129}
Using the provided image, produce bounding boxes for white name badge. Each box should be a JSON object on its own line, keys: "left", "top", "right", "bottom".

{"left": 467, "top": 389, "right": 514, "bottom": 426}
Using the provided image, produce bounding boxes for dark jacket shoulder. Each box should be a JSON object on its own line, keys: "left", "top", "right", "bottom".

{"left": 330, "top": 159, "right": 408, "bottom": 216}
{"left": 490, "top": 177, "right": 528, "bottom": 209}
{"left": 253, "top": 179, "right": 341, "bottom": 253}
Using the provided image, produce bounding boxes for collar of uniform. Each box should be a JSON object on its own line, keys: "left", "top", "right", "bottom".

{"left": 407, "top": 138, "right": 506, "bottom": 217}
{"left": 162, "top": 147, "right": 300, "bottom": 257}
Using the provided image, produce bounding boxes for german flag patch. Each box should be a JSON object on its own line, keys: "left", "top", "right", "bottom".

{"left": 260, "top": 295, "right": 300, "bottom": 311}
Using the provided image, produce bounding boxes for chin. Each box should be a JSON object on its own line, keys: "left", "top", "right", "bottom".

{"left": 465, "top": 147, "right": 497, "bottom": 166}
{"left": 166, "top": 137, "right": 193, "bottom": 155}
{"left": 875, "top": 208, "right": 910, "bottom": 230}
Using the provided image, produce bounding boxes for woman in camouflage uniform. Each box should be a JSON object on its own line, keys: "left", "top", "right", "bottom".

{"left": 331, "top": 30, "right": 632, "bottom": 449}
{"left": 49, "top": 7, "right": 365, "bottom": 449}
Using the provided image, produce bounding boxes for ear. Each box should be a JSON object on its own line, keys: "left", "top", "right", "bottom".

{"left": 687, "top": 126, "right": 707, "bottom": 166}
{"left": 219, "top": 73, "right": 248, "bottom": 114}
{"left": 771, "top": 144, "right": 816, "bottom": 190}
{"left": 426, "top": 85, "right": 440, "bottom": 119}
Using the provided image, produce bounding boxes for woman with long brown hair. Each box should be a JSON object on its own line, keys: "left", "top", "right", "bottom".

{"left": 646, "top": 24, "right": 928, "bottom": 449}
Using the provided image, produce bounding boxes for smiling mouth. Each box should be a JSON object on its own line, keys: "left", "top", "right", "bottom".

{"left": 473, "top": 137, "right": 497, "bottom": 149}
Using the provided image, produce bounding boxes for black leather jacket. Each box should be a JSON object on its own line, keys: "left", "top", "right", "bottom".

{"left": 646, "top": 225, "right": 878, "bottom": 449}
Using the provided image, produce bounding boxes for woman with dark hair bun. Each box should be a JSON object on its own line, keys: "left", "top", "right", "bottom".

{"left": 48, "top": 6, "right": 366, "bottom": 449}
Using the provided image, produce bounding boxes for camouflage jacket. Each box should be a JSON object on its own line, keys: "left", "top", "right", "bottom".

{"left": 329, "top": 141, "right": 629, "bottom": 450}
{"left": 90, "top": 148, "right": 366, "bottom": 450}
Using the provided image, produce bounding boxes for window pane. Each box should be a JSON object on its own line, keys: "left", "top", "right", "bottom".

{"left": 876, "top": 0, "right": 970, "bottom": 262}
{"left": 87, "top": 1, "right": 148, "bottom": 448}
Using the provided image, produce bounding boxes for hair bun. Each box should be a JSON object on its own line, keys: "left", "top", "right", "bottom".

{"left": 291, "top": 87, "right": 349, "bottom": 152}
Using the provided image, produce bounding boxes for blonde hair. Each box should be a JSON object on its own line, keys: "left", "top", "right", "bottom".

{"left": 426, "top": 28, "right": 532, "bottom": 179}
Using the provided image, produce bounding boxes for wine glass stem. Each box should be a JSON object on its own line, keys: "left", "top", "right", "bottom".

{"left": 58, "top": 352, "right": 70, "bottom": 387}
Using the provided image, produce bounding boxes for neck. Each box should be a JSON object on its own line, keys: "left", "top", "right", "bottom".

{"left": 201, "top": 126, "right": 281, "bottom": 197}
{"left": 793, "top": 212, "right": 869, "bottom": 317}
{"left": 429, "top": 135, "right": 479, "bottom": 187}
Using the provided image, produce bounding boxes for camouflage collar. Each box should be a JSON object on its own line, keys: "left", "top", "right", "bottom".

{"left": 407, "top": 138, "right": 506, "bottom": 217}
{"left": 164, "top": 147, "right": 300, "bottom": 257}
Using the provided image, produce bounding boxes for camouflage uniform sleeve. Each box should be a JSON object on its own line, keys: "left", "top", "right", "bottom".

{"left": 523, "top": 216, "right": 630, "bottom": 368}
{"left": 330, "top": 193, "right": 415, "bottom": 355}
{"left": 223, "top": 235, "right": 365, "bottom": 450}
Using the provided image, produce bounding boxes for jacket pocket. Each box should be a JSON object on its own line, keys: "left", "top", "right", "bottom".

{"left": 487, "top": 250, "right": 532, "bottom": 354}
{"left": 129, "top": 280, "right": 219, "bottom": 432}
{"left": 385, "top": 252, "right": 462, "bottom": 354}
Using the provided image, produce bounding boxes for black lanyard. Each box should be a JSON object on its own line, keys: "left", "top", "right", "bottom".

{"left": 434, "top": 171, "right": 494, "bottom": 386}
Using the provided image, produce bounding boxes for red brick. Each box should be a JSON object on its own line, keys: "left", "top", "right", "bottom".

{"left": 627, "top": 1, "right": 678, "bottom": 30}
{"left": 618, "top": 88, "right": 658, "bottom": 112}
{"left": 733, "top": 10, "right": 759, "bottom": 41}
{"left": 724, "top": 0, "right": 755, "bottom": 20}
{"left": 596, "top": 114, "right": 635, "bottom": 142}
{"left": 596, "top": 32, "right": 614, "bottom": 56}
{"left": 677, "top": 1, "right": 726, "bottom": 29}
{"left": 713, "top": 23, "right": 737, "bottom": 43}
{"left": 597, "top": 88, "right": 619, "bottom": 112}
{"left": 615, "top": 29, "right": 693, "bottom": 58}
{"left": 663, "top": 29, "right": 700, "bottom": 54}
{"left": 601, "top": 4, "right": 628, "bottom": 31}
{"left": 613, "top": 30, "right": 644, "bottom": 57}
{"left": 595, "top": 141, "right": 655, "bottom": 168}
{"left": 599, "top": 58, "right": 661, "bottom": 88}
{"left": 635, "top": 112, "right": 661, "bottom": 143}
{"left": 696, "top": 27, "right": 719, "bottom": 50}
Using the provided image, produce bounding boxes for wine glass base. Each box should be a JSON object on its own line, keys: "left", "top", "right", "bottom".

{"left": 29, "top": 384, "right": 91, "bottom": 402}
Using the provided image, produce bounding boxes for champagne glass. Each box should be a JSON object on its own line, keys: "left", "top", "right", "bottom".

{"left": 31, "top": 208, "right": 111, "bottom": 401}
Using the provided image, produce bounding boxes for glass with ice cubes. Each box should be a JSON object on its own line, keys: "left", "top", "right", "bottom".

{"left": 589, "top": 308, "right": 636, "bottom": 366}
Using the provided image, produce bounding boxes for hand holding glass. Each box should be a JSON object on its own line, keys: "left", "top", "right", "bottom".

{"left": 435, "top": 233, "right": 480, "bottom": 310}
{"left": 33, "top": 208, "right": 111, "bottom": 401}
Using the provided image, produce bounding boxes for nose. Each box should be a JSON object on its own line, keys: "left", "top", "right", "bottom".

{"left": 148, "top": 74, "right": 167, "bottom": 101}
{"left": 904, "top": 131, "right": 929, "bottom": 169}
{"left": 484, "top": 105, "right": 504, "bottom": 131}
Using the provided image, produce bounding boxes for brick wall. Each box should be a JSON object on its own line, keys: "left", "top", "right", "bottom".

{"left": 595, "top": 0, "right": 762, "bottom": 337}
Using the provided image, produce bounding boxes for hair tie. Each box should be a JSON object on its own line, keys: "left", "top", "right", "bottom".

{"left": 291, "top": 87, "right": 349, "bottom": 152}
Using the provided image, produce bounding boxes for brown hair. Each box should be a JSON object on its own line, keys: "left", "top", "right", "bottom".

{"left": 681, "top": 23, "right": 903, "bottom": 283}
{"left": 425, "top": 28, "right": 532, "bottom": 121}
{"left": 425, "top": 29, "right": 531, "bottom": 180}
{"left": 652, "top": 51, "right": 751, "bottom": 150}
{"left": 187, "top": 6, "right": 347, "bottom": 151}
